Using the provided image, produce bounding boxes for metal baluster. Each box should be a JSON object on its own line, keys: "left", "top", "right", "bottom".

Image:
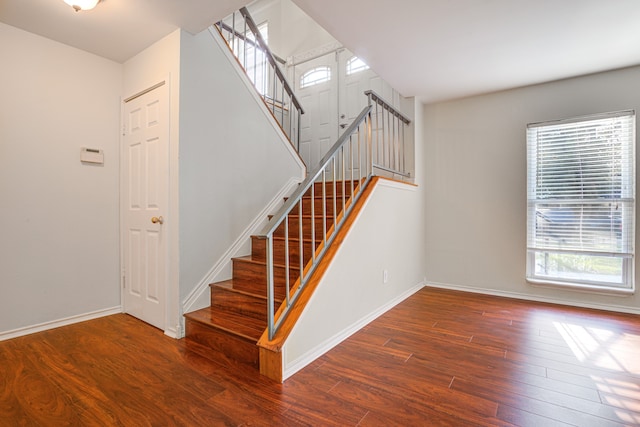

{"left": 357, "top": 120, "right": 362, "bottom": 187}
{"left": 341, "top": 146, "right": 346, "bottom": 214}
{"left": 298, "top": 199, "right": 303, "bottom": 282}
{"left": 392, "top": 110, "right": 397, "bottom": 171}
{"left": 297, "top": 109, "right": 301, "bottom": 152}
{"left": 332, "top": 158, "right": 337, "bottom": 234}
{"left": 253, "top": 40, "right": 257, "bottom": 88}
{"left": 311, "top": 183, "right": 316, "bottom": 263}
{"left": 368, "top": 114, "right": 373, "bottom": 177}
{"left": 322, "top": 169, "right": 327, "bottom": 246}
{"left": 350, "top": 134, "right": 354, "bottom": 196}
{"left": 401, "top": 117, "right": 406, "bottom": 175}
{"left": 243, "top": 20, "right": 247, "bottom": 70}
{"left": 231, "top": 13, "right": 236, "bottom": 55}
{"left": 266, "top": 234, "right": 274, "bottom": 340}
{"left": 284, "top": 216, "right": 290, "bottom": 305}
{"left": 281, "top": 83, "right": 285, "bottom": 130}
{"left": 272, "top": 70, "right": 277, "bottom": 117}
{"left": 375, "top": 101, "right": 380, "bottom": 168}
{"left": 386, "top": 108, "right": 391, "bottom": 170}
{"left": 288, "top": 99, "right": 293, "bottom": 142}
{"left": 262, "top": 48, "right": 267, "bottom": 95}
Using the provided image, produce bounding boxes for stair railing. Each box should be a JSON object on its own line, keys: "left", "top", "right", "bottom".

{"left": 257, "top": 90, "right": 411, "bottom": 340}
{"left": 215, "top": 7, "right": 304, "bottom": 150}
{"left": 366, "top": 90, "right": 412, "bottom": 178}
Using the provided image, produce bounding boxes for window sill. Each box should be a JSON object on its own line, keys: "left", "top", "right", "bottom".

{"left": 527, "top": 278, "right": 635, "bottom": 296}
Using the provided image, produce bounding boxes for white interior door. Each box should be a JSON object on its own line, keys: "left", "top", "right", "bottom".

{"left": 295, "top": 52, "right": 339, "bottom": 169}
{"left": 122, "top": 82, "right": 169, "bottom": 330}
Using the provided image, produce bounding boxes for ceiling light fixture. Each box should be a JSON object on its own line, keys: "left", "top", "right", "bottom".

{"left": 64, "top": 0, "right": 100, "bottom": 12}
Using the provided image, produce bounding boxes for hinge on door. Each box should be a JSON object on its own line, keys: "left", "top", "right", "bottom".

{"left": 122, "top": 275, "right": 126, "bottom": 289}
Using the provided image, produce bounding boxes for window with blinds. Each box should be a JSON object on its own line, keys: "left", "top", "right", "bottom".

{"left": 526, "top": 111, "right": 635, "bottom": 290}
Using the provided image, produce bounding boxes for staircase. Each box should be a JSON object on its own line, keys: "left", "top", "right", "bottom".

{"left": 184, "top": 7, "right": 411, "bottom": 382}
{"left": 183, "top": 181, "right": 355, "bottom": 371}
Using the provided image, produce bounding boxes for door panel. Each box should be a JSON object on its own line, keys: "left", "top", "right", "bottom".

{"left": 295, "top": 53, "right": 338, "bottom": 169}
{"left": 122, "top": 83, "right": 169, "bottom": 330}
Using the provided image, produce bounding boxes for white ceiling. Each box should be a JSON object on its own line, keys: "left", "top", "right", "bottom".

{"left": 292, "top": 0, "right": 640, "bottom": 103}
{"left": 3, "top": 0, "right": 640, "bottom": 103}
{"left": 0, "top": 0, "right": 247, "bottom": 63}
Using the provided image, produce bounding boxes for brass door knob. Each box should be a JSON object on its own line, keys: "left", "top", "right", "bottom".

{"left": 151, "top": 216, "right": 164, "bottom": 224}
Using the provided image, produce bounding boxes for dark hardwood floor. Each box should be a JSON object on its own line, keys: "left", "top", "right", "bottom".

{"left": 1, "top": 287, "right": 639, "bottom": 426}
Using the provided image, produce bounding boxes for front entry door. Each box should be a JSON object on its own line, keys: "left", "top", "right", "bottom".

{"left": 295, "top": 52, "right": 339, "bottom": 169}
{"left": 293, "top": 49, "right": 399, "bottom": 172}
{"left": 122, "top": 82, "right": 169, "bottom": 330}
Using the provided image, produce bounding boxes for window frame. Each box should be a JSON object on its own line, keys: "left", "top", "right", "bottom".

{"left": 346, "top": 56, "right": 370, "bottom": 75}
{"left": 526, "top": 110, "right": 636, "bottom": 294}
{"left": 300, "top": 66, "right": 331, "bottom": 89}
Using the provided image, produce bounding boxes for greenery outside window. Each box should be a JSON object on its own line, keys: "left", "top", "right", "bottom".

{"left": 526, "top": 111, "right": 635, "bottom": 291}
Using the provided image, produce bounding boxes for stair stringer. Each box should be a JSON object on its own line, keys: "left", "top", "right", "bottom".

{"left": 258, "top": 177, "right": 427, "bottom": 382}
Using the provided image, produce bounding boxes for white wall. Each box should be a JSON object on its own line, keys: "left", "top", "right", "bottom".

{"left": 283, "top": 179, "right": 427, "bottom": 378}
{"left": 423, "top": 65, "right": 640, "bottom": 313}
{"left": 249, "top": 0, "right": 337, "bottom": 60}
{"left": 178, "top": 30, "right": 305, "bottom": 307}
{"left": 0, "top": 23, "right": 122, "bottom": 336}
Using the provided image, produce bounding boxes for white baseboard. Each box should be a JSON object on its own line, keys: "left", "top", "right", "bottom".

{"left": 182, "top": 177, "right": 303, "bottom": 315}
{"left": 282, "top": 281, "right": 426, "bottom": 381}
{"left": 0, "top": 306, "right": 122, "bottom": 341}
{"left": 164, "top": 324, "right": 182, "bottom": 339}
{"left": 425, "top": 281, "right": 640, "bottom": 315}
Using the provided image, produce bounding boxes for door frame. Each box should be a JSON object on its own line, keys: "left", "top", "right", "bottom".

{"left": 120, "top": 76, "right": 180, "bottom": 338}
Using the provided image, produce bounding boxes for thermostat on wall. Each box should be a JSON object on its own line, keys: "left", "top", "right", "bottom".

{"left": 80, "top": 147, "right": 104, "bottom": 164}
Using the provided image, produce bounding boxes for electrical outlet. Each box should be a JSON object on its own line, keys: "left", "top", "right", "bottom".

{"left": 383, "top": 269, "right": 389, "bottom": 284}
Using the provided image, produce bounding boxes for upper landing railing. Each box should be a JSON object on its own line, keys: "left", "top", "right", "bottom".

{"left": 215, "top": 7, "right": 304, "bottom": 150}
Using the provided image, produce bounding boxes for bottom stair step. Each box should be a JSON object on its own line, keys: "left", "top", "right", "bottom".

{"left": 184, "top": 308, "right": 265, "bottom": 368}
{"left": 185, "top": 308, "right": 265, "bottom": 340}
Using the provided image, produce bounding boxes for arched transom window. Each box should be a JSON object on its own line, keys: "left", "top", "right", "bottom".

{"left": 300, "top": 66, "right": 331, "bottom": 88}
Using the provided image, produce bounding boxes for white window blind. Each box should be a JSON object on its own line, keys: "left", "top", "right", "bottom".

{"left": 526, "top": 111, "right": 635, "bottom": 289}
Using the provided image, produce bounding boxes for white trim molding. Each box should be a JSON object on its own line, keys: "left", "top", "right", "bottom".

{"left": 425, "top": 281, "right": 640, "bottom": 316}
{"left": 0, "top": 306, "right": 122, "bottom": 341}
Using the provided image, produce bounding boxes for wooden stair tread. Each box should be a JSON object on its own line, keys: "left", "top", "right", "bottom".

{"left": 211, "top": 280, "right": 283, "bottom": 304}
{"left": 210, "top": 279, "right": 234, "bottom": 289}
{"left": 211, "top": 280, "right": 269, "bottom": 300}
{"left": 234, "top": 255, "right": 300, "bottom": 270}
{"left": 184, "top": 307, "right": 265, "bottom": 342}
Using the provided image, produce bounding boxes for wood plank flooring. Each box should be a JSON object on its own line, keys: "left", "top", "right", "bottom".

{"left": 1, "top": 287, "right": 639, "bottom": 426}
